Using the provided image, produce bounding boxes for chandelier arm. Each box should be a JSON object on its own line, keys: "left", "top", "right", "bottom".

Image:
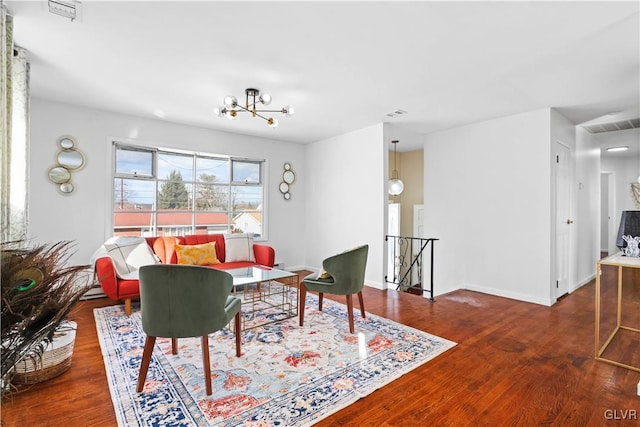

{"left": 253, "top": 109, "right": 286, "bottom": 113}
{"left": 253, "top": 112, "right": 271, "bottom": 122}
{"left": 233, "top": 104, "right": 252, "bottom": 114}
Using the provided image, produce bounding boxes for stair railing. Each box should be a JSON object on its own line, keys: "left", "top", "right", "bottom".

{"left": 385, "top": 235, "right": 438, "bottom": 301}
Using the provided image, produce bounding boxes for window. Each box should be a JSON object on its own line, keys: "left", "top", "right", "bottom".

{"left": 112, "top": 143, "right": 265, "bottom": 238}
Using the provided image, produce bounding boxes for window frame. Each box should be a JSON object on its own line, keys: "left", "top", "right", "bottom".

{"left": 112, "top": 141, "right": 267, "bottom": 240}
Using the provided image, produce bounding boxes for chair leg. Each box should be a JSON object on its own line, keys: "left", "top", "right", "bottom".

{"left": 201, "top": 335, "right": 212, "bottom": 396}
{"left": 318, "top": 292, "right": 324, "bottom": 311}
{"left": 346, "top": 294, "right": 355, "bottom": 333}
{"left": 136, "top": 336, "right": 156, "bottom": 393}
{"left": 358, "top": 291, "right": 366, "bottom": 319}
{"left": 171, "top": 338, "right": 178, "bottom": 355}
{"left": 299, "top": 282, "right": 307, "bottom": 327}
{"left": 125, "top": 298, "right": 132, "bottom": 316}
{"left": 234, "top": 312, "right": 242, "bottom": 357}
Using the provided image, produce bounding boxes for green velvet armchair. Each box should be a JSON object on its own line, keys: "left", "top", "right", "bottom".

{"left": 136, "top": 264, "right": 242, "bottom": 396}
{"left": 299, "top": 245, "right": 369, "bottom": 333}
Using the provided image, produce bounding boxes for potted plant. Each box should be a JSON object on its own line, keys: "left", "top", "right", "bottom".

{"left": 1, "top": 240, "right": 93, "bottom": 395}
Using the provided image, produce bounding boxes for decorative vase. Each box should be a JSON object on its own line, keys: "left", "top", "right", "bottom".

{"left": 13, "top": 321, "right": 77, "bottom": 385}
{"left": 622, "top": 235, "right": 640, "bottom": 257}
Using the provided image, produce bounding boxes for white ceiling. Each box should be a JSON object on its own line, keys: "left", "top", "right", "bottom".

{"left": 6, "top": 1, "right": 640, "bottom": 151}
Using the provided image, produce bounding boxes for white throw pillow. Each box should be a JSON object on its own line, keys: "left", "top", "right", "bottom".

{"left": 224, "top": 233, "right": 256, "bottom": 263}
{"left": 103, "top": 240, "right": 158, "bottom": 279}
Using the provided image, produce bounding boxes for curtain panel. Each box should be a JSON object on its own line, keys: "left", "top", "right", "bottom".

{"left": 1, "top": 6, "right": 13, "bottom": 242}
{"left": 1, "top": 6, "right": 29, "bottom": 241}
{"left": 10, "top": 47, "right": 30, "bottom": 241}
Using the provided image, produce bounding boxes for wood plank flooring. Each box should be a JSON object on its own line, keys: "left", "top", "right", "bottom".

{"left": 2, "top": 270, "right": 639, "bottom": 426}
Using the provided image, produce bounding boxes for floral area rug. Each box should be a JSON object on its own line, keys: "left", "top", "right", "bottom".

{"left": 94, "top": 293, "right": 456, "bottom": 426}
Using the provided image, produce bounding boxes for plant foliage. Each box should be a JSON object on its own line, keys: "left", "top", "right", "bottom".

{"left": 1, "top": 240, "right": 93, "bottom": 395}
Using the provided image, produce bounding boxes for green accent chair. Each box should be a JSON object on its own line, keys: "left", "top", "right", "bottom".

{"left": 136, "top": 264, "right": 242, "bottom": 396}
{"left": 299, "top": 245, "right": 369, "bottom": 333}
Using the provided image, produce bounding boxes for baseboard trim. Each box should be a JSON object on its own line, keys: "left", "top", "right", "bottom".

{"left": 364, "top": 280, "right": 384, "bottom": 290}
{"left": 570, "top": 274, "right": 595, "bottom": 293}
{"left": 464, "top": 283, "right": 553, "bottom": 306}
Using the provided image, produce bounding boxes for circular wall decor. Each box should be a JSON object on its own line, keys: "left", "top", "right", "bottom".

{"left": 283, "top": 170, "right": 295, "bottom": 184}
{"left": 60, "top": 182, "right": 75, "bottom": 194}
{"left": 49, "top": 135, "right": 84, "bottom": 194}
{"left": 57, "top": 149, "right": 85, "bottom": 170}
{"left": 48, "top": 166, "right": 71, "bottom": 184}
{"left": 57, "top": 135, "right": 76, "bottom": 150}
{"left": 280, "top": 162, "right": 295, "bottom": 200}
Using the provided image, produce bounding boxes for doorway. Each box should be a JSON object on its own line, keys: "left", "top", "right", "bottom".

{"left": 555, "top": 141, "right": 571, "bottom": 299}
{"left": 387, "top": 203, "right": 400, "bottom": 290}
{"left": 600, "top": 172, "right": 617, "bottom": 256}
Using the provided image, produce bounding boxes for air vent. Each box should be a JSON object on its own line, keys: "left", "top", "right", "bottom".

{"left": 48, "top": 0, "right": 79, "bottom": 21}
{"left": 583, "top": 118, "right": 640, "bottom": 134}
{"left": 385, "top": 109, "right": 408, "bottom": 118}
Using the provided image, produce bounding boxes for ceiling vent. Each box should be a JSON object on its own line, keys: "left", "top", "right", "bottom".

{"left": 48, "top": 0, "right": 80, "bottom": 21}
{"left": 583, "top": 118, "right": 640, "bottom": 134}
{"left": 385, "top": 109, "right": 408, "bottom": 118}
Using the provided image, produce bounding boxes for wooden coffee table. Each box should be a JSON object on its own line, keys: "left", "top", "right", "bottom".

{"left": 226, "top": 266, "right": 299, "bottom": 331}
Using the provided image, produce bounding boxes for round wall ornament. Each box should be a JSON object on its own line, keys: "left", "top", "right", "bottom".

{"left": 279, "top": 162, "right": 295, "bottom": 200}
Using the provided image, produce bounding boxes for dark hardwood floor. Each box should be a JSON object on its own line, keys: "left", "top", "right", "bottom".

{"left": 2, "top": 270, "right": 639, "bottom": 426}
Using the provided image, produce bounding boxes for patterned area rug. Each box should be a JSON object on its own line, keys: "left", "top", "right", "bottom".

{"left": 95, "top": 293, "right": 456, "bottom": 426}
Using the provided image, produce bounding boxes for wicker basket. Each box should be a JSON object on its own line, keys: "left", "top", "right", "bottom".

{"left": 13, "top": 321, "right": 77, "bottom": 385}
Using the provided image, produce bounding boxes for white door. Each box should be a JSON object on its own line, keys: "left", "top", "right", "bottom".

{"left": 600, "top": 172, "right": 617, "bottom": 256}
{"left": 606, "top": 173, "right": 617, "bottom": 256}
{"left": 412, "top": 205, "right": 424, "bottom": 285}
{"left": 387, "top": 203, "right": 401, "bottom": 290}
{"left": 555, "top": 142, "right": 571, "bottom": 299}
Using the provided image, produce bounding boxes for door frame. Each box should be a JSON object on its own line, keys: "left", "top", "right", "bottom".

{"left": 554, "top": 140, "right": 573, "bottom": 301}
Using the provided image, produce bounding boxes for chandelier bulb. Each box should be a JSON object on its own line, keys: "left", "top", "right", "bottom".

{"left": 225, "top": 110, "right": 237, "bottom": 120}
{"left": 224, "top": 96, "right": 238, "bottom": 108}
{"left": 213, "top": 106, "right": 225, "bottom": 118}
{"left": 283, "top": 105, "right": 295, "bottom": 118}
{"left": 267, "top": 117, "right": 279, "bottom": 128}
{"left": 259, "top": 93, "right": 272, "bottom": 105}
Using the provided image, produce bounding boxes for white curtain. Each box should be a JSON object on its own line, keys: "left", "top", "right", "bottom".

{"left": 1, "top": 6, "right": 29, "bottom": 242}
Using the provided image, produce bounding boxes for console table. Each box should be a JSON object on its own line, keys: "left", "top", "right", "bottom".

{"left": 595, "top": 253, "right": 640, "bottom": 372}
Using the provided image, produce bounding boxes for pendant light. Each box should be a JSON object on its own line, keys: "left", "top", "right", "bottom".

{"left": 388, "top": 140, "right": 404, "bottom": 196}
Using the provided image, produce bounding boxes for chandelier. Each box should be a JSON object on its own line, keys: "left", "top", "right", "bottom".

{"left": 388, "top": 140, "right": 404, "bottom": 196}
{"left": 213, "top": 88, "right": 294, "bottom": 128}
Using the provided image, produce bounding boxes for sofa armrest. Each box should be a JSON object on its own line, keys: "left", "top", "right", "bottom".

{"left": 253, "top": 244, "right": 275, "bottom": 267}
{"left": 95, "top": 257, "right": 119, "bottom": 300}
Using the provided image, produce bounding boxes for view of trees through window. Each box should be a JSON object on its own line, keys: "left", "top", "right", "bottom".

{"left": 113, "top": 143, "right": 264, "bottom": 238}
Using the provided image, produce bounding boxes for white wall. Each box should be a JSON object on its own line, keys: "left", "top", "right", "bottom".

{"left": 598, "top": 128, "right": 640, "bottom": 214}
{"left": 29, "top": 99, "right": 306, "bottom": 268}
{"left": 424, "top": 109, "right": 554, "bottom": 305}
{"left": 575, "top": 127, "right": 601, "bottom": 287}
{"left": 601, "top": 155, "right": 639, "bottom": 220}
{"left": 304, "top": 124, "right": 385, "bottom": 289}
